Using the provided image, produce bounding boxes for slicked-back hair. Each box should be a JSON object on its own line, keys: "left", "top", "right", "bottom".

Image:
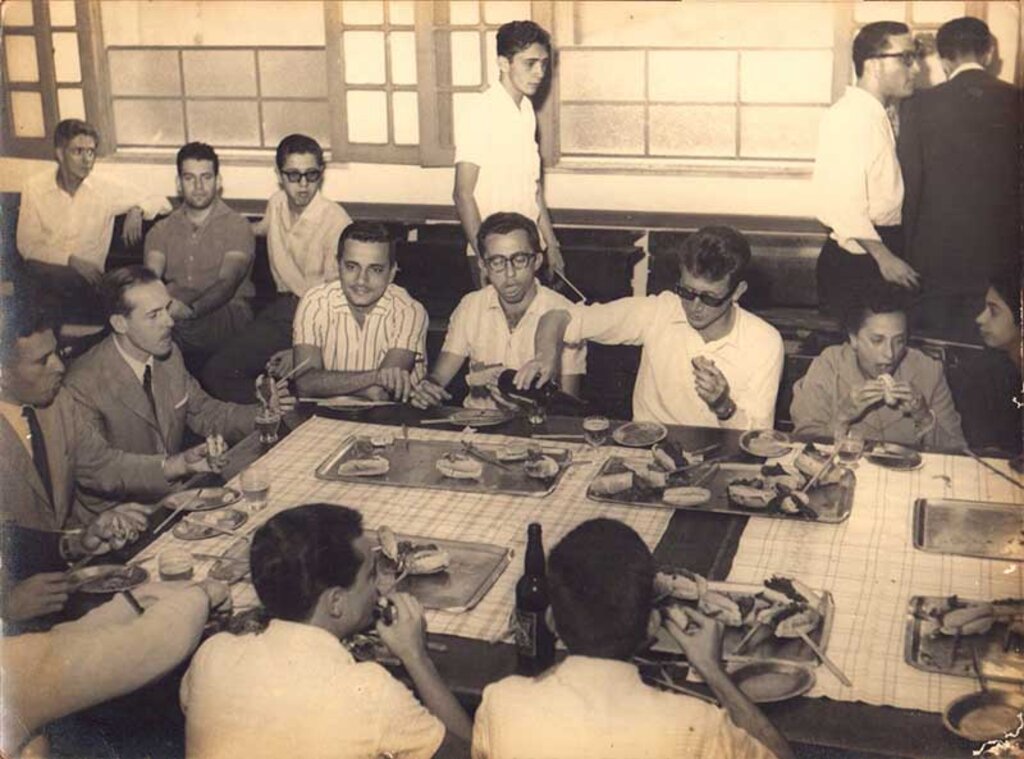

{"left": 841, "top": 284, "right": 911, "bottom": 335}
{"left": 548, "top": 518, "right": 655, "bottom": 660}
{"left": 54, "top": 118, "right": 98, "bottom": 150}
{"left": 250, "top": 504, "right": 365, "bottom": 623}
{"left": 275, "top": 133, "right": 325, "bottom": 170}
{"left": 176, "top": 141, "right": 219, "bottom": 176}
{"left": 0, "top": 291, "right": 55, "bottom": 365}
{"left": 853, "top": 21, "right": 911, "bottom": 77}
{"left": 337, "top": 220, "right": 396, "bottom": 267}
{"left": 100, "top": 265, "right": 161, "bottom": 319}
{"left": 989, "top": 263, "right": 1022, "bottom": 326}
{"left": 936, "top": 17, "right": 993, "bottom": 61}
{"left": 477, "top": 212, "right": 541, "bottom": 258}
{"left": 497, "top": 20, "right": 550, "bottom": 59}
{"left": 677, "top": 226, "right": 752, "bottom": 290}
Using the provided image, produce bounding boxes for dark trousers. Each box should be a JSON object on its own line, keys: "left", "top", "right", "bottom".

{"left": 21, "top": 260, "right": 106, "bottom": 324}
{"left": 816, "top": 225, "right": 904, "bottom": 321}
{"left": 201, "top": 294, "right": 297, "bottom": 403}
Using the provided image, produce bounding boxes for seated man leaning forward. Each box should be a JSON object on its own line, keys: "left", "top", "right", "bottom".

{"left": 411, "top": 212, "right": 585, "bottom": 410}
{"left": 292, "top": 221, "right": 428, "bottom": 403}
{"left": 181, "top": 503, "right": 472, "bottom": 759}
{"left": 472, "top": 518, "right": 790, "bottom": 759}
{"left": 790, "top": 286, "right": 966, "bottom": 451}
{"left": 521, "top": 226, "right": 784, "bottom": 429}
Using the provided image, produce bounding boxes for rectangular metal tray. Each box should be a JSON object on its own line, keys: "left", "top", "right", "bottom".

{"left": 315, "top": 435, "right": 572, "bottom": 498}
{"left": 587, "top": 458, "right": 854, "bottom": 523}
{"left": 650, "top": 580, "right": 835, "bottom": 667}
{"left": 912, "top": 498, "right": 1024, "bottom": 561}
{"left": 904, "top": 595, "right": 1024, "bottom": 683}
{"left": 367, "top": 530, "right": 512, "bottom": 613}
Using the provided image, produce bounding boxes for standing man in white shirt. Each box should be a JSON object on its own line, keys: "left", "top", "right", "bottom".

{"left": 813, "top": 22, "right": 922, "bottom": 320}
{"left": 16, "top": 119, "right": 171, "bottom": 322}
{"left": 453, "top": 20, "right": 564, "bottom": 288}
{"left": 411, "top": 212, "right": 585, "bottom": 410}
{"left": 203, "top": 134, "right": 353, "bottom": 402}
{"left": 520, "top": 227, "right": 784, "bottom": 430}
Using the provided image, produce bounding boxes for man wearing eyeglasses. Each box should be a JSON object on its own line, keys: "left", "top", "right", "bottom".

{"left": 411, "top": 212, "right": 584, "bottom": 410}
{"left": 518, "top": 227, "right": 783, "bottom": 430}
{"left": 203, "top": 134, "right": 353, "bottom": 402}
{"left": 813, "top": 21, "right": 922, "bottom": 320}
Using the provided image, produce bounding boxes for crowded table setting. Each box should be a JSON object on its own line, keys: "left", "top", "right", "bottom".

{"left": 0, "top": 7, "right": 1020, "bottom": 759}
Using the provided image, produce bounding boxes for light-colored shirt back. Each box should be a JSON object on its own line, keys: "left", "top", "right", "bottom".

{"left": 262, "top": 190, "right": 352, "bottom": 296}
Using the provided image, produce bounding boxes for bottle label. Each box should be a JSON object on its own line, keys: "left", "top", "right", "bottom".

{"left": 513, "top": 609, "right": 538, "bottom": 657}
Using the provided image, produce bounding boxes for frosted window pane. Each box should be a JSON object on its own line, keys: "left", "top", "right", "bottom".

{"left": 262, "top": 100, "right": 330, "bottom": 147}
{"left": 392, "top": 91, "right": 419, "bottom": 145}
{"left": 11, "top": 91, "right": 45, "bottom": 137}
{"left": 560, "top": 51, "right": 644, "bottom": 101}
{"left": 388, "top": 1, "right": 415, "bottom": 25}
{"left": 259, "top": 50, "right": 327, "bottom": 98}
{"left": 484, "top": 30, "right": 498, "bottom": 87}
{"left": 113, "top": 99, "right": 185, "bottom": 145}
{"left": 390, "top": 31, "right": 418, "bottom": 85}
{"left": 853, "top": 2, "right": 907, "bottom": 23}
{"left": 483, "top": 1, "right": 530, "bottom": 24}
{"left": 344, "top": 31, "right": 386, "bottom": 84}
{"left": 342, "top": 1, "right": 384, "bottom": 25}
{"left": 740, "top": 105, "right": 823, "bottom": 159}
{"left": 560, "top": 104, "right": 645, "bottom": 155}
{"left": 740, "top": 51, "right": 833, "bottom": 104}
{"left": 48, "top": 0, "right": 76, "bottom": 25}
{"left": 911, "top": 1, "right": 964, "bottom": 23}
{"left": 187, "top": 101, "right": 260, "bottom": 146}
{"left": 3, "top": 1, "right": 33, "bottom": 26}
{"left": 649, "top": 105, "right": 736, "bottom": 157}
{"left": 109, "top": 50, "right": 181, "bottom": 96}
{"left": 53, "top": 32, "right": 82, "bottom": 83}
{"left": 57, "top": 87, "right": 86, "bottom": 120}
{"left": 449, "top": 1, "right": 479, "bottom": 25}
{"left": 649, "top": 51, "right": 737, "bottom": 103}
{"left": 450, "top": 31, "right": 481, "bottom": 87}
{"left": 5, "top": 36, "right": 39, "bottom": 83}
{"left": 183, "top": 50, "right": 257, "bottom": 96}
{"left": 347, "top": 90, "right": 388, "bottom": 143}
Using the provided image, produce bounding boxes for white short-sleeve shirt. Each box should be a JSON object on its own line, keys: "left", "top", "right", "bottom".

{"left": 443, "top": 283, "right": 586, "bottom": 409}
{"left": 263, "top": 190, "right": 352, "bottom": 296}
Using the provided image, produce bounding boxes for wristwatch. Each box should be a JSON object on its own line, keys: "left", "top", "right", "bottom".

{"left": 713, "top": 396, "right": 737, "bottom": 421}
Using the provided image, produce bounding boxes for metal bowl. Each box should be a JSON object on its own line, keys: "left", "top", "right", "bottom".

{"left": 942, "top": 688, "right": 1024, "bottom": 742}
{"left": 728, "top": 660, "right": 816, "bottom": 703}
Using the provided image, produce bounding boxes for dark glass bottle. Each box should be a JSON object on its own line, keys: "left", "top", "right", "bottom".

{"left": 497, "top": 370, "right": 585, "bottom": 411}
{"left": 514, "top": 523, "right": 556, "bottom": 674}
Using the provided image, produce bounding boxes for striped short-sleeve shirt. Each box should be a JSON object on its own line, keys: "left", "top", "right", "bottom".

{"left": 293, "top": 281, "right": 428, "bottom": 380}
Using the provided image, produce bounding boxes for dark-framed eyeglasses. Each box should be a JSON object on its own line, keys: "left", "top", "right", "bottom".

{"left": 482, "top": 251, "right": 537, "bottom": 273}
{"left": 281, "top": 169, "right": 323, "bottom": 184}
{"left": 673, "top": 282, "right": 737, "bottom": 308}
{"left": 866, "top": 50, "right": 922, "bottom": 67}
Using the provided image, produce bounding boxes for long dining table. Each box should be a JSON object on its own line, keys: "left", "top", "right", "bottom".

{"left": 124, "top": 403, "right": 1023, "bottom": 759}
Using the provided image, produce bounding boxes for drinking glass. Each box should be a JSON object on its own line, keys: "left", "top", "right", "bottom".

{"left": 240, "top": 463, "right": 271, "bottom": 513}
{"left": 159, "top": 548, "right": 194, "bottom": 581}
{"left": 836, "top": 430, "right": 865, "bottom": 468}
{"left": 582, "top": 416, "right": 610, "bottom": 449}
{"left": 254, "top": 409, "right": 281, "bottom": 445}
{"left": 526, "top": 401, "right": 546, "bottom": 427}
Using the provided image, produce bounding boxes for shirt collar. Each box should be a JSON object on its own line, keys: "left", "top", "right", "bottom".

{"left": 47, "top": 167, "right": 95, "bottom": 198}
{"left": 266, "top": 619, "right": 355, "bottom": 662}
{"left": 282, "top": 191, "right": 329, "bottom": 231}
{"left": 669, "top": 298, "right": 745, "bottom": 347}
{"left": 112, "top": 335, "right": 154, "bottom": 383}
{"left": 555, "top": 655, "right": 644, "bottom": 686}
{"left": 336, "top": 282, "right": 395, "bottom": 318}
{"left": 950, "top": 62, "right": 985, "bottom": 80}
{"left": 847, "top": 85, "right": 889, "bottom": 118}
{"left": 487, "top": 82, "right": 529, "bottom": 114}
{"left": 482, "top": 281, "right": 541, "bottom": 313}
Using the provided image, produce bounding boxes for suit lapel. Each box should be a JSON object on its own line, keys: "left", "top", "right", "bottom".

{"left": 39, "top": 397, "right": 73, "bottom": 528}
{"left": 101, "top": 338, "right": 161, "bottom": 434}
{"left": 0, "top": 413, "right": 51, "bottom": 511}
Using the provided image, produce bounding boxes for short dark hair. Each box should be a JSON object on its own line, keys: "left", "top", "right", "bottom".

{"left": 477, "top": 212, "right": 541, "bottom": 258}
{"left": 100, "top": 265, "right": 161, "bottom": 319}
{"left": 548, "top": 519, "right": 655, "bottom": 660}
{"left": 275, "top": 133, "right": 325, "bottom": 170}
{"left": 176, "top": 141, "right": 219, "bottom": 176}
{"left": 338, "top": 221, "right": 395, "bottom": 267}
{"left": 0, "top": 292, "right": 55, "bottom": 364}
{"left": 54, "top": 119, "right": 99, "bottom": 150}
{"left": 936, "top": 17, "right": 993, "bottom": 61}
{"left": 677, "top": 226, "right": 752, "bottom": 291}
{"left": 853, "top": 21, "right": 911, "bottom": 78}
{"left": 842, "top": 285, "right": 911, "bottom": 334}
{"left": 989, "top": 263, "right": 1022, "bottom": 326}
{"left": 497, "top": 20, "right": 550, "bottom": 59}
{"left": 250, "top": 504, "right": 365, "bottom": 623}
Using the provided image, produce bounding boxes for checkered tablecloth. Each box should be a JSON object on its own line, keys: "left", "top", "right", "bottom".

{"left": 135, "top": 416, "right": 675, "bottom": 644}
{"left": 726, "top": 450, "right": 1024, "bottom": 712}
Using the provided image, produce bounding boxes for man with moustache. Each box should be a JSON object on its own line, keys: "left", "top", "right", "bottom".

{"left": 66, "top": 267, "right": 290, "bottom": 518}
{"left": 519, "top": 227, "right": 784, "bottom": 430}
{"left": 411, "top": 212, "right": 584, "bottom": 410}
{"left": 144, "top": 142, "right": 255, "bottom": 362}
{"left": 203, "top": 134, "right": 353, "bottom": 402}
{"left": 292, "top": 222, "right": 428, "bottom": 403}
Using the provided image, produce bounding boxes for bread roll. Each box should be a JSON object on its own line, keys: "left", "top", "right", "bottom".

{"left": 590, "top": 472, "right": 634, "bottom": 496}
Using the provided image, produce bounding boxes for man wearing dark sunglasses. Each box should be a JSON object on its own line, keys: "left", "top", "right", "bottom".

{"left": 813, "top": 21, "right": 922, "bottom": 321}
{"left": 203, "top": 134, "right": 353, "bottom": 402}
{"left": 519, "top": 227, "right": 783, "bottom": 429}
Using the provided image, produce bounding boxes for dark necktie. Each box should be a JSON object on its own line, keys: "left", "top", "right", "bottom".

{"left": 142, "top": 364, "right": 159, "bottom": 423}
{"left": 22, "top": 406, "right": 54, "bottom": 506}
